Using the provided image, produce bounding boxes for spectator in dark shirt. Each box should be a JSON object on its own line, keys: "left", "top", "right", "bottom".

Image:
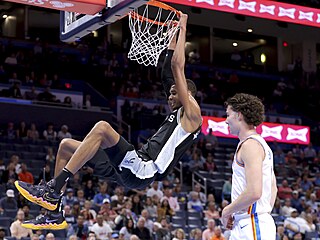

{"left": 8, "top": 82, "right": 22, "bottom": 98}
{"left": 67, "top": 214, "right": 89, "bottom": 239}
{"left": 203, "top": 153, "right": 217, "bottom": 172}
{"left": 37, "top": 86, "right": 56, "bottom": 102}
{"left": 16, "top": 121, "right": 28, "bottom": 139}
{"left": 24, "top": 86, "right": 38, "bottom": 100}
{"left": 5, "top": 122, "right": 17, "bottom": 139}
{"left": 291, "top": 191, "right": 303, "bottom": 213}
{"left": 1, "top": 162, "right": 18, "bottom": 185}
{"left": 83, "top": 179, "right": 96, "bottom": 201}
{"left": 133, "top": 217, "right": 151, "bottom": 240}
{"left": 0, "top": 189, "right": 18, "bottom": 214}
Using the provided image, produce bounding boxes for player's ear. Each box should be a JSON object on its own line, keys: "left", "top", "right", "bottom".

{"left": 237, "top": 112, "right": 241, "bottom": 120}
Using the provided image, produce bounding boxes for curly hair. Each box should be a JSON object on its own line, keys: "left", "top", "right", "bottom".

{"left": 224, "top": 93, "right": 265, "bottom": 126}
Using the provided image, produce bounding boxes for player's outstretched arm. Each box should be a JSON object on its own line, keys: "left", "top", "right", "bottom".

{"left": 161, "top": 32, "right": 177, "bottom": 99}
{"left": 171, "top": 12, "right": 202, "bottom": 131}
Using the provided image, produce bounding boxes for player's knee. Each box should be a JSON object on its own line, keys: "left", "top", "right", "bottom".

{"left": 59, "top": 138, "right": 71, "bottom": 149}
{"left": 57, "top": 138, "right": 74, "bottom": 158}
{"left": 93, "top": 121, "right": 112, "bottom": 136}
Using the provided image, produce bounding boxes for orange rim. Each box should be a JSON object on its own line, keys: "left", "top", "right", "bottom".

{"left": 129, "top": 0, "right": 180, "bottom": 26}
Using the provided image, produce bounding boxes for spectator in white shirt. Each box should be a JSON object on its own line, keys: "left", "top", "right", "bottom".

{"left": 90, "top": 214, "right": 113, "bottom": 240}
{"left": 146, "top": 181, "right": 163, "bottom": 199}
{"left": 284, "top": 209, "right": 311, "bottom": 238}
{"left": 57, "top": 125, "right": 72, "bottom": 141}
{"left": 280, "top": 198, "right": 296, "bottom": 217}
{"left": 10, "top": 209, "right": 33, "bottom": 239}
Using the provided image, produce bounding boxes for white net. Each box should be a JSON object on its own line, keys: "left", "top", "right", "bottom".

{"left": 128, "top": 1, "right": 180, "bottom": 67}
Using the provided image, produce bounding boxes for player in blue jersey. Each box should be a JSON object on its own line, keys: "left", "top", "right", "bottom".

{"left": 15, "top": 12, "right": 202, "bottom": 230}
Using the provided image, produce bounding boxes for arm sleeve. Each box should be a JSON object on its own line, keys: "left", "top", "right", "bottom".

{"left": 161, "top": 49, "right": 175, "bottom": 99}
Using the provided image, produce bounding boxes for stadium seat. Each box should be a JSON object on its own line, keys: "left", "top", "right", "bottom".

{"left": 224, "top": 172, "right": 232, "bottom": 180}
{"left": 214, "top": 152, "right": 226, "bottom": 159}
{"left": 29, "top": 203, "right": 41, "bottom": 211}
{"left": 175, "top": 210, "right": 187, "bottom": 218}
{"left": 178, "top": 202, "right": 187, "bottom": 211}
{"left": 172, "top": 216, "right": 186, "bottom": 226}
{"left": 214, "top": 159, "right": 226, "bottom": 166}
{"left": 305, "top": 231, "right": 319, "bottom": 240}
{"left": 28, "top": 144, "right": 45, "bottom": 153}
{"left": 187, "top": 210, "right": 202, "bottom": 218}
{"left": 13, "top": 144, "right": 29, "bottom": 152}
{"left": 0, "top": 217, "right": 12, "bottom": 228}
{"left": 207, "top": 179, "right": 224, "bottom": 189}
{"left": 198, "top": 170, "right": 212, "bottom": 179}
{"left": 188, "top": 216, "right": 202, "bottom": 227}
{"left": 0, "top": 184, "right": 6, "bottom": 194}
{"left": 188, "top": 223, "right": 202, "bottom": 231}
{"left": 0, "top": 143, "right": 13, "bottom": 151}
{"left": 5, "top": 150, "right": 19, "bottom": 158}
{"left": 172, "top": 224, "right": 188, "bottom": 233}
{"left": 4, "top": 209, "right": 18, "bottom": 219}
{"left": 21, "top": 152, "right": 38, "bottom": 159}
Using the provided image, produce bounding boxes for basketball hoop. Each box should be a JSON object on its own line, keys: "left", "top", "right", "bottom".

{"left": 128, "top": 0, "right": 181, "bottom": 67}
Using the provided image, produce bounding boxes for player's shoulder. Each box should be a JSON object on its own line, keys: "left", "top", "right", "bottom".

{"left": 241, "top": 138, "right": 263, "bottom": 150}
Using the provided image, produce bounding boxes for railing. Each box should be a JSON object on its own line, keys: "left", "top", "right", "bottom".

{"left": 192, "top": 171, "right": 207, "bottom": 197}
{"left": 111, "top": 114, "right": 131, "bottom": 143}
{"left": 173, "top": 161, "right": 183, "bottom": 185}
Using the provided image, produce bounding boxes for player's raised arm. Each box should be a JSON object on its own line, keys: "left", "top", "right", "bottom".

{"left": 171, "top": 13, "right": 202, "bottom": 130}
{"left": 161, "top": 30, "right": 177, "bottom": 99}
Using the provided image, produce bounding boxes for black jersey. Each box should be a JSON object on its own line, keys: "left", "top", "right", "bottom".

{"left": 137, "top": 107, "right": 201, "bottom": 180}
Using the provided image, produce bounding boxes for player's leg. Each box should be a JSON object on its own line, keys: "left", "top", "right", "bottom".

{"left": 16, "top": 121, "right": 121, "bottom": 230}
{"left": 16, "top": 138, "right": 81, "bottom": 230}
{"left": 15, "top": 139, "right": 81, "bottom": 210}
{"left": 15, "top": 121, "right": 120, "bottom": 210}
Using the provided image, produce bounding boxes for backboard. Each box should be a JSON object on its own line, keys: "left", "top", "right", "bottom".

{"left": 60, "top": 0, "right": 148, "bottom": 42}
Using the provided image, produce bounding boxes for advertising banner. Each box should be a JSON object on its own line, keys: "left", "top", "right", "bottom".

{"left": 164, "top": 0, "right": 320, "bottom": 28}
{"left": 202, "top": 116, "right": 310, "bottom": 145}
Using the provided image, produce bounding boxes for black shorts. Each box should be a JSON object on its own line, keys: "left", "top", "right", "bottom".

{"left": 87, "top": 136, "right": 156, "bottom": 189}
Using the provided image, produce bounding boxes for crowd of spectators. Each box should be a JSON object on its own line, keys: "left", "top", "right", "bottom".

{"left": 0, "top": 117, "right": 319, "bottom": 239}
{"left": 0, "top": 36, "right": 320, "bottom": 125}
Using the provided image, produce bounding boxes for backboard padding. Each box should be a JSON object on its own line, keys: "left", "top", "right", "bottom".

{"left": 60, "top": 0, "right": 148, "bottom": 42}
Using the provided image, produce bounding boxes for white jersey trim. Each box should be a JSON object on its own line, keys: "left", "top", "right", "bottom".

{"left": 119, "top": 108, "right": 191, "bottom": 178}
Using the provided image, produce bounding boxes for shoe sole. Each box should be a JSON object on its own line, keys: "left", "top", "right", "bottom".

{"left": 21, "top": 220, "right": 68, "bottom": 230}
{"left": 14, "top": 181, "right": 58, "bottom": 211}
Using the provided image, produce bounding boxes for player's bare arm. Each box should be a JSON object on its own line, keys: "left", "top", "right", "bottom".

{"left": 270, "top": 172, "right": 278, "bottom": 209}
{"left": 222, "top": 139, "right": 264, "bottom": 226}
{"left": 171, "top": 12, "right": 202, "bottom": 132}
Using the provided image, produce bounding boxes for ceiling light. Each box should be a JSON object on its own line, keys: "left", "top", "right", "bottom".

{"left": 233, "top": 42, "right": 238, "bottom": 47}
{"left": 247, "top": 28, "right": 253, "bottom": 32}
{"left": 261, "top": 53, "right": 266, "bottom": 63}
{"left": 2, "top": 14, "right": 8, "bottom": 19}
